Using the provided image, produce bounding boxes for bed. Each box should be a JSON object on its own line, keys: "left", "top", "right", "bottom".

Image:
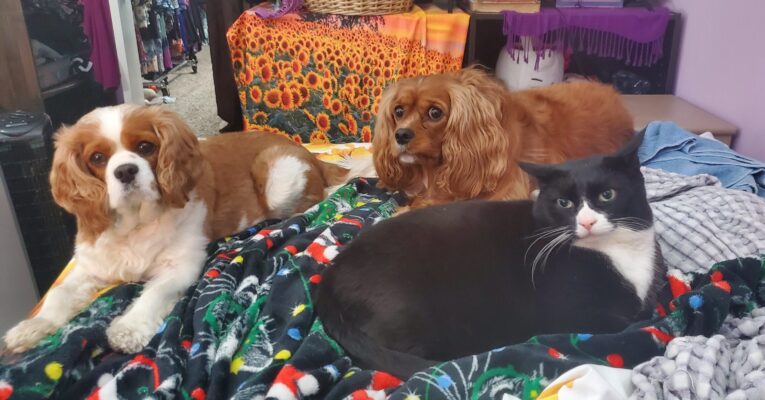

{"left": 3, "top": 4, "right": 765, "bottom": 398}
{"left": 1, "top": 141, "right": 764, "bottom": 399}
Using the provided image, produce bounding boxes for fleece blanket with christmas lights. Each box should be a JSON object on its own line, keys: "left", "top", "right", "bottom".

{"left": 0, "top": 177, "right": 764, "bottom": 400}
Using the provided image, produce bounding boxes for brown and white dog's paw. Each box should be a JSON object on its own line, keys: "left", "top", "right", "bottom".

{"left": 106, "top": 316, "right": 158, "bottom": 353}
{"left": 3, "top": 318, "right": 59, "bottom": 353}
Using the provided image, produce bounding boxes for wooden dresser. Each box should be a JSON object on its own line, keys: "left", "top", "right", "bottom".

{"left": 622, "top": 95, "right": 738, "bottom": 146}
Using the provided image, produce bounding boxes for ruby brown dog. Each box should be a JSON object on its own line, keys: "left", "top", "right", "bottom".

{"left": 372, "top": 68, "right": 634, "bottom": 208}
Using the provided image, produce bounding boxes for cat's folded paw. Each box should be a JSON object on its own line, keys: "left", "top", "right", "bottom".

{"left": 4, "top": 318, "right": 59, "bottom": 353}
{"left": 106, "top": 315, "right": 158, "bottom": 353}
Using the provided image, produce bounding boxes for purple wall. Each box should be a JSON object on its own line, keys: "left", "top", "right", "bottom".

{"left": 665, "top": 0, "right": 765, "bottom": 161}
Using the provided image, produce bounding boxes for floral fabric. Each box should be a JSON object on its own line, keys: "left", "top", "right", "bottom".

{"left": 227, "top": 5, "right": 470, "bottom": 144}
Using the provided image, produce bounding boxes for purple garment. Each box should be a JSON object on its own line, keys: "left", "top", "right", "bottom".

{"left": 255, "top": 0, "right": 303, "bottom": 18}
{"left": 82, "top": 0, "right": 121, "bottom": 90}
{"left": 503, "top": 7, "right": 671, "bottom": 68}
{"left": 163, "top": 41, "right": 173, "bottom": 70}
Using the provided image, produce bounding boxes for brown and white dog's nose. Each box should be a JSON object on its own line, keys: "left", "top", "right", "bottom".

{"left": 114, "top": 163, "right": 139, "bottom": 184}
{"left": 394, "top": 128, "right": 414, "bottom": 145}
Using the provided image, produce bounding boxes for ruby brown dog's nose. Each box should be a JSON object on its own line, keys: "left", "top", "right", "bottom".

{"left": 395, "top": 128, "right": 414, "bottom": 145}
{"left": 114, "top": 163, "right": 139, "bottom": 184}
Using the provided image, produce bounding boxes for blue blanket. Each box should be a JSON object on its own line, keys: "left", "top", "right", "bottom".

{"left": 638, "top": 121, "right": 765, "bottom": 197}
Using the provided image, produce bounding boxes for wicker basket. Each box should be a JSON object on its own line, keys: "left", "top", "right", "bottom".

{"left": 303, "top": 0, "right": 414, "bottom": 15}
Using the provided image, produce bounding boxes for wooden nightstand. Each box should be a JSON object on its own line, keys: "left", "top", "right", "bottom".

{"left": 622, "top": 94, "right": 738, "bottom": 146}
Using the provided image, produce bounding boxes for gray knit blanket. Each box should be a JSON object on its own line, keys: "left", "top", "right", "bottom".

{"left": 644, "top": 167, "right": 765, "bottom": 275}
{"left": 632, "top": 168, "right": 765, "bottom": 399}
{"left": 631, "top": 308, "right": 765, "bottom": 400}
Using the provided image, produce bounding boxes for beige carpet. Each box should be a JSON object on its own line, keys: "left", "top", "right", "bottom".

{"left": 162, "top": 46, "right": 226, "bottom": 137}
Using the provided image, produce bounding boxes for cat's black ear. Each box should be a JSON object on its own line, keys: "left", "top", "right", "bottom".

{"left": 606, "top": 130, "right": 644, "bottom": 167}
{"left": 615, "top": 130, "right": 645, "bottom": 162}
{"left": 519, "top": 161, "right": 561, "bottom": 183}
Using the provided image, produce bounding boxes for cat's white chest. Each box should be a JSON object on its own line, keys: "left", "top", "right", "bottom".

{"left": 573, "top": 227, "right": 656, "bottom": 301}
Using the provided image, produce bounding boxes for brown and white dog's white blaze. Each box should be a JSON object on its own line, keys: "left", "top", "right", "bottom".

{"left": 3, "top": 104, "right": 361, "bottom": 354}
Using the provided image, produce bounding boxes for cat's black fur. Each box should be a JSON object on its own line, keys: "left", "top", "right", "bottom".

{"left": 315, "top": 132, "right": 666, "bottom": 379}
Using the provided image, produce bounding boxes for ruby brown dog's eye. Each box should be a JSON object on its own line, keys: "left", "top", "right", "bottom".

{"left": 428, "top": 106, "right": 443, "bottom": 120}
{"left": 394, "top": 106, "right": 405, "bottom": 119}
{"left": 137, "top": 141, "right": 156, "bottom": 155}
{"left": 90, "top": 152, "right": 106, "bottom": 166}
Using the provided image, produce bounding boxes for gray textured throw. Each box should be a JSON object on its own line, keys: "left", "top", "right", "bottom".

{"left": 631, "top": 308, "right": 765, "bottom": 399}
{"left": 629, "top": 169, "right": 765, "bottom": 399}
{"left": 643, "top": 167, "right": 765, "bottom": 275}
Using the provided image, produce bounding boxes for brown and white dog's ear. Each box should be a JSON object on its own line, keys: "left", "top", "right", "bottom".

{"left": 150, "top": 107, "right": 202, "bottom": 208}
{"left": 49, "top": 126, "right": 110, "bottom": 242}
{"left": 438, "top": 68, "right": 509, "bottom": 199}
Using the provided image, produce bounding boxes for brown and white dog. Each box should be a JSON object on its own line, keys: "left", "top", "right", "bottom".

{"left": 373, "top": 68, "right": 635, "bottom": 208}
{"left": 3, "top": 105, "right": 364, "bottom": 354}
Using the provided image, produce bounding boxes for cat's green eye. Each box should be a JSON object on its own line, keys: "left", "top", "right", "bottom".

{"left": 599, "top": 189, "right": 616, "bottom": 202}
{"left": 557, "top": 198, "right": 573, "bottom": 208}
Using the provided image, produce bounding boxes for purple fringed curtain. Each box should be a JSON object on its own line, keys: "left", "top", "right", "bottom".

{"left": 255, "top": 0, "right": 304, "bottom": 18}
{"left": 502, "top": 7, "right": 671, "bottom": 68}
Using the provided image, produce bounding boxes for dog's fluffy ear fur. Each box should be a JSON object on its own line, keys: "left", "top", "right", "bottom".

{"left": 372, "top": 82, "right": 421, "bottom": 192}
{"left": 148, "top": 107, "right": 203, "bottom": 208}
{"left": 50, "top": 126, "right": 111, "bottom": 243}
{"left": 437, "top": 68, "right": 509, "bottom": 199}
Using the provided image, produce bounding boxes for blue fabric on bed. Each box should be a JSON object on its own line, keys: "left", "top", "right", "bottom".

{"left": 638, "top": 121, "right": 765, "bottom": 197}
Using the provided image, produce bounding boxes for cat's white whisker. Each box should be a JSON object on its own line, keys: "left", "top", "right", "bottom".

{"left": 541, "top": 232, "right": 573, "bottom": 275}
{"left": 530, "top": 230, "right": 573, "bottom": 287}
{"left": 525, "top": 226, "right": 570, "bottom": 265}
{"left": 531, "top": 232, "right": 565, "bottom": 270}
{"left": 613, "top": 217, "right": 650, "bottom": 224}
{"left": 527, "top": 226, "right": 568, "bottom": 239}
{"left": 530, "top": 242, "right": 554, "bottom": 286}
{"left": 612, "top": 217, "right": 650, "bottom": 232}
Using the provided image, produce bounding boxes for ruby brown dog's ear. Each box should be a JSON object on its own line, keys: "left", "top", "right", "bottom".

{"left": 438, "top": 69, "right": 509, "bottom": 199}
{"left": 150, "top": 107, "right": 203, "bottom": 208}
{"left": 372, "top": 83, "right": 401, "bottom": 186}
{"left": 49, "top": 126, "right": 110, "bottom": 242}
{"left": 372, "top": 82, "right": 419, "bottom": 191}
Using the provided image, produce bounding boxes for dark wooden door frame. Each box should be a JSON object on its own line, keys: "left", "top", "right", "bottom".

{"left": 0, "top": 0, "right": 44, "bottom": 112}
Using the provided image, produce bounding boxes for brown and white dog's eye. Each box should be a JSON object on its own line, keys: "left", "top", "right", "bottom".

{"left": 394, "top": 106, "right": 405, "bottom": 119}
{"left": 427, "top": 106, "right": 443, "bottom": 120}
{"left": 89, "top": 152, "right": 107, "bottom": 166}
{"left": 136, "top": 141, "right": 156, "bottom": 156}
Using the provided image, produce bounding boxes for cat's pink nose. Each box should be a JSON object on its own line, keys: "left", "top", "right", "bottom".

{"left": 578, "top": 217, "right": 597, "bottom": 231}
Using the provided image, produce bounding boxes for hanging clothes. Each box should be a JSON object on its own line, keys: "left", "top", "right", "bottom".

{"left": 81, "top": 0, "right": 121, "bottom": 90}
{"left": 133, "top": 0, "right": 206, "bottom": 78}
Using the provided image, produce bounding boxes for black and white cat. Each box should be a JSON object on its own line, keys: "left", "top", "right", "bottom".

{"left": 314, "top": 131, "right": 666, "bottom": 379}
